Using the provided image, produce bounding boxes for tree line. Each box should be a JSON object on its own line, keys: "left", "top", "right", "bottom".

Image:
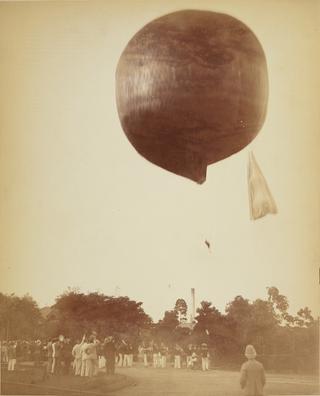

{"left": 0, "top": 286, "right": 317, "bottom": 373}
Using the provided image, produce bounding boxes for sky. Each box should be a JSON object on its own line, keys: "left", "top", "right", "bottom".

{"left": 0, "top": 0, "right": 319, "bottom": 321}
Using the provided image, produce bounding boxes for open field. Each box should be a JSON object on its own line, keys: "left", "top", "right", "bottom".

{"left": 115, "top": 367, "right": 319, "bottom": 396}
{"left": 1, "top": 365, "right": 319, "bottom": 396}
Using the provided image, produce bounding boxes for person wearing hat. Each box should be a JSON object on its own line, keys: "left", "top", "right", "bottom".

{"left": 173, "top": 344, "right": 183, "bottom": 369}
{"left": 151, "top": 342, "right": 160, "bottom": 369}
{"left": 45, "top": 339, "right": 54, "bottom": 376}
{"left": 140, "top": 341, "right": 149, "bottom": 368}
{"left": 7, "top": 341, "right": 17, "bottom": 371}
{"left": 200, "top": 343, "right": 210, "bottom": 371}
{"left": 103, "top": 336, "right": 116, "bottom": 375}
{"left": 121, "top": 340, "right": 130, "bottom": 368}
{"left": 62, "top": 337, "right": 73, "bottom": 375}
{"left": 83, "top": 335, "right": 98, "bottom": 377}
{"left": 80, "top": 336, "right": 89, "bottom": 377}
{"left": 72, "top": 335, "right": 85, "bottom": 376}
{"left": 1, "top": 341, "right": 8, "bottom": 364}
{"left": 52, "top": 337, "right": 64, "bottom": 375}
{"left": 240, "top": 345, "right": 266, "bottom": 396}
{"left": 34, "top": 340, "right": 42, "bottom": 367}
{"left": 190, "top": 347, "right": 199, "bottom": 370}
{"left": 89, "top": 332, "right": 99, "bottom": 376}
{"left": 185, "top": 344, "right": 193, "bottom": 369}
{"left": 159, "top": 342, "right": 168, "bottom": 369}
{"left": 127, "top": 343, "right": 134, "bottom": 368}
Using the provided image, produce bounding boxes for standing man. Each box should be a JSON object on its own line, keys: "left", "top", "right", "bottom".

{"left": 62, "top": 337, "right": 73, "bottom": 375}
{"left": 160, "top": 343, "right": 168, "bottom": 369}
{"left": 117, "top": 340, "right": 125, "bottom": 367}
{"left": 90, "top": 331, "right": 100, "bottom": 376}
{"left": 152, "top": 342, "right": 160, "bottom": 368}
{"left": 141, "top": 341, "right": 149, "bottom": 368}
{"left": 52, "top": 336, "right": 64, "bottom": 375}
{"left": 103, "top": 336, "right": 116, "bottom": 375}
{"left": 7, "top": 341, "right": 17, "bottom": 371}
{"left": 83, "top": 336, "right": 97, "bottom": 377}
{"left": 34, "top": 340, "right": 42, "bottom": 367}
{"left": 174, "top": 344, "right": 182, "bottom": 369}
{"left": 72, "top": 336, "right": 85, "bottom": 376}
{"left": 240, "top": 345, "right": 266, "bottom": 396}
{"left": 1, "top": 341, "right": 8, "bottom": 364}
{"left": 200, "top": 343, "right": 210, "bottom": 371}
{"left": 45, "top": 339, "right": 53, "bottom": 376}
{"left": 122, "top": 340, "right": 130, "bottom": 368}
{"left": 80, "top": 336, "right": 89, "bottom": 377}
{"left": 128, "top": 343, "right": 134, "bottom": 367}
{"left": 185, "top": 344, "right": 193, "bottom": 368}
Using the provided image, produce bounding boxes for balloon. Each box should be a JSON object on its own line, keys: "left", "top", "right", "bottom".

{"left": 116, "top": 10, "right": 268, "bottom": 183}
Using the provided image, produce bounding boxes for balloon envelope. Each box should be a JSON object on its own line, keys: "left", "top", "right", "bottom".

{"left": 116, "top": 10, "right": 268, "bottom": 183}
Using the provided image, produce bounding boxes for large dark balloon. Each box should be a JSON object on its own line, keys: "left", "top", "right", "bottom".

{"left": 116, "top": 10, "right": 268, "bottom": 183}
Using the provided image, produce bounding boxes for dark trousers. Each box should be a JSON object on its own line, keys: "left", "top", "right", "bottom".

{"left": 34, "top": 353, "right": 41, "bottom": 367}
{"left": 52, "top": 357, "right": 61, "bottom": 375}
{"left": 47, "top": 357, "right": 53, "bottom": 375}
{"left": 106, "top": 355, "right": 115, "bottom": 375}
{"left": 63, "top": 359, "right": 72, "bottom": 375}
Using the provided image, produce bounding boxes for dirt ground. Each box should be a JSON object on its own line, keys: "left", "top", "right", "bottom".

{"left": 1, "top": 366, "right": 319, "bottom": 396}
{"left": 115, "top": 367, "right": 319, "bottom": 396}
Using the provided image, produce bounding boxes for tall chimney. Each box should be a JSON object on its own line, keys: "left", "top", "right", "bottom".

{"left": 191, "top": 288, "right": 195, "bottom": 322}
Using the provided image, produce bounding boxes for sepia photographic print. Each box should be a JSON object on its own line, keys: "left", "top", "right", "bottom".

{"left": 0, "top": 1, "right": 319, "bottom": 395}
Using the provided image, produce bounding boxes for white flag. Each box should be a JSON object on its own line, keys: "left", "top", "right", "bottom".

{"left": 247, "top": 152, "right": 277, "bottom": 220}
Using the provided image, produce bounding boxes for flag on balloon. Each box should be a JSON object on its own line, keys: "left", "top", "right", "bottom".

{"left": 247, "top": 152, "right": 277, "bottom": 220}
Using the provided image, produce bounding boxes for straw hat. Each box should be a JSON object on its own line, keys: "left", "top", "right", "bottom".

{"left": 245, "top": 344, "right": 257, "bottom": 359}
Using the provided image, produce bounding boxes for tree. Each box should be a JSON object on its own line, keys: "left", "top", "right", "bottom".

{"left": 267, "top": 287, "right": 315, "bottom": 328}
{"left": 267, "top": 286, "right": 289, "bottom": 322}
{"left": 47, "top": 290, "right": 152, "bottom": 340}
{"left": 174, "top": 298, "right": 188, "bottom": 323}
{"left": 224, "top": 295, "right": 279, "bottom": 359}
{"left": 195, "top": 301, "right": 221, "bottom": 323}
{"left": 295, "top": 307, "right": 314, "bottom": 327}
{"left": 225, "top": 295, "right": 253, "bottom": 346}
{"left": 152, "top": 310, "right": 179, "bottom": 344}
{"left": 0, "top": 293, "right": 42, "bottom": 339}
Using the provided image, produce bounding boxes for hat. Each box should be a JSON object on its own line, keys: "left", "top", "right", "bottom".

{"left": 245, "top": 345, "right": 257, "bottom": 359}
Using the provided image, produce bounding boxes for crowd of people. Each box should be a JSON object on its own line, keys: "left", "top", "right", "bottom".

{"left": 1, "top": 332, "right": 118, "bottom": 377}
{"left": 139, "top": 341, "right": 210, "bottom": 371}
{"left": 0, "top": 333, "right": 211, "bottom": 376}
{"left": 1, "top": 336, "right": 266, "bottom": 395}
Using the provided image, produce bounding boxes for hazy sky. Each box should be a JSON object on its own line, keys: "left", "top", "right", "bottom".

{"left": 0, "top": 0, "right": 319, "bottom": 321}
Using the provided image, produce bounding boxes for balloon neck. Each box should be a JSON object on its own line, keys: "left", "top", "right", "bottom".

{"left": 181, "top": 152, "right": 207, "bottom": 184}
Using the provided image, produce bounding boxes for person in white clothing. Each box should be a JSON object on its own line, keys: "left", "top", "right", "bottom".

{"left": 173, "top": 344, "right": 182, "bottom": 369}
{"left": 152, "top": 343, "right": 160, "bottom": 368}
{"left": 122, "top": 340, "right": 130, "bottom": 367}
{"left": 200, "top": 343, "right": 210, "bottom": 371}
{"left": 1, "top": 341, "right": 8, "bottom": 364}
{"left": 7, "top": 341, "right": 17, "bottom": 371}
{"left": 141, "top": 342, "right": 149, "bottom": 367}
{"left": 72, "top": 335, "right": 85, "bottom": 376}
{"left": 80, "top": 338, "right": 89, "bottom": 377}
{"left": 52, "top": 336, "right": 64, "bottom": 375}
{"left": 160, "top": 343, "right": 168, "bottom": 368}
